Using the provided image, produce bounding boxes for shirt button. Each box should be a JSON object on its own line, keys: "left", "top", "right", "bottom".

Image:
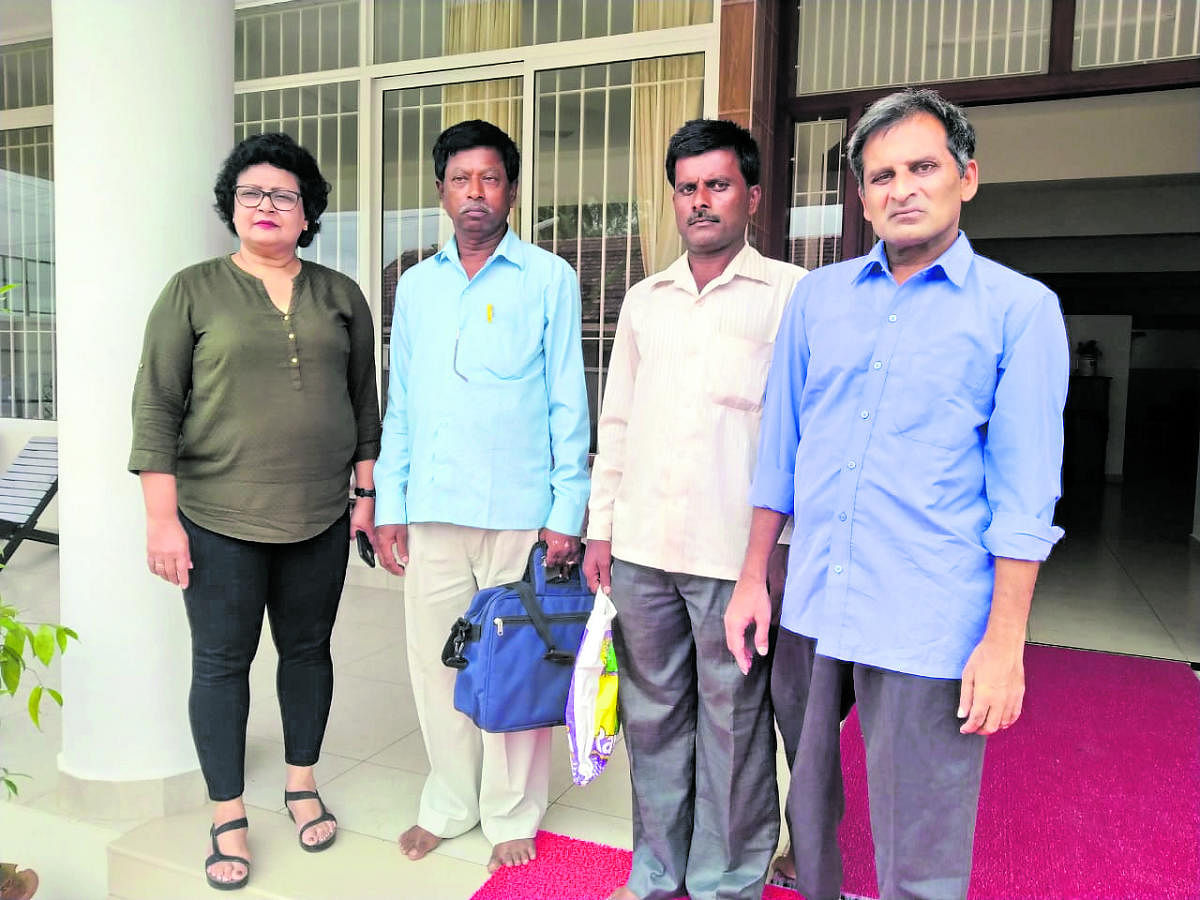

{"left": 873, "top": 361, "right": 883, "bottom": 370}
{"left": 839, "top": 512, "right": 847, "bottom": 522}
{"left": 833, "top": 564, "right": 844, "bottom": 574}
{"left": 860, "top": 410, "right": 870, "bottom": 419}
{"left": 283, "top": 314, "right": 290, "bottom": 321}
{"left": 888, "top": 314, "right": 897, "bottom": 322}
{"left": 847, "top": 460, "right": 856, "bottom": 469}
{"left": 291, "top": 357, "right": 298, "bottom": 364}
{"left": 288, "top": 333, "right": 295, "bottom": 340}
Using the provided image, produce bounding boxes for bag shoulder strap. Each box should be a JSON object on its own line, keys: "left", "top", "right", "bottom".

{"left": 509, "top": 581, "right": 576, "bottom": 664}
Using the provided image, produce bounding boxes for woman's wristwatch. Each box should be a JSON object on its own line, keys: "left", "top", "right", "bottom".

{"left": 353, "top": 487, "right": 376, "bottom": 498}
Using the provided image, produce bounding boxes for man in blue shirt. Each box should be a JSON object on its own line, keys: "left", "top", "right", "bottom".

{"left": 374, "top": 120, "right": 590, "bottom": 874}
{"left": 725, "top": 89, "right": 1069, "bottom": 899}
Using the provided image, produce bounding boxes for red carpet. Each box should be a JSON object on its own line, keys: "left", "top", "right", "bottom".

{"left": 471, "top": 646, "right": 1200, "bottom": 899}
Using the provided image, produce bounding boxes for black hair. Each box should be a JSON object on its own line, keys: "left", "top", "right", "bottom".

{"left": 432, "top": 119, "right": 521, "bottom": 184}
{"left": 664, "top": 118, "right": 761, "bottom": 187}
{"left": 213, "top": 132, "right": 329, "bottom": 248}
{"left": 847, "top": 88, "right": 976, "bottom": 185}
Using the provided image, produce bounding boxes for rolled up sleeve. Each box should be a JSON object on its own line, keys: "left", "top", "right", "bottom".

{"left": 129, "top": 275, "right": 193, "bottom": 475}
{"left": 981, "top": 290, "right": 1070, "bottom": 561}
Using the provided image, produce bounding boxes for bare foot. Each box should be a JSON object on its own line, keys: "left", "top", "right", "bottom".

{"left": 0, "top": 867, "right": 39, "bottom": 900}
{"left": 606, "top": 887, "right": 639, "bottom": 900}
{"left": 398, "top": 824, "right": 442, "bottom": 861}
{"left": 206, "top": 803, "right": 250, "bottom": 887}
{"left": 487, "top": 837, "right": 537, "bottom": 873}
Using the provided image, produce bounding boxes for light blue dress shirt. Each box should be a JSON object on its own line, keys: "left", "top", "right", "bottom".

{"left": 375, "top": 228, "right": 590, "bottom": 535}
{"left": 750, "top": 234, "right": 1069, "bottom": 679}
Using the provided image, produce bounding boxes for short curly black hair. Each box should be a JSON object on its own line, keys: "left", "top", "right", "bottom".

{"left": 665, "top": 119, "right": 760, "bottom": 188}
{"left": 432, "top": 119, "right": 520, "bottom": 184}
{"left": 213, "top": 132, "right": 330, "bottom": 248}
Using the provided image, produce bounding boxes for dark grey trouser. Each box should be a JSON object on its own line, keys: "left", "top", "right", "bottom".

{"left": 772, "top": 629, "right": 986, "bottom": 900}
{"left": 611, "top": 559, "right": 778, "bottom": 900}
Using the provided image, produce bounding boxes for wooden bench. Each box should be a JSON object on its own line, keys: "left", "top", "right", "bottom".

{"left": 0, "top": 436, "right": 58, "bottom": 565}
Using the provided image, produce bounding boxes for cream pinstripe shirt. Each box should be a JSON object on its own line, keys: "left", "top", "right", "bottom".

{"left": 587, "top": 243, "right": 806, "bottom": 581}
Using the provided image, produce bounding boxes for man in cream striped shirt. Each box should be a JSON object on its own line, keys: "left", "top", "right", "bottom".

{"left": 583, "top": 119, "right": 806, "bottom": 900}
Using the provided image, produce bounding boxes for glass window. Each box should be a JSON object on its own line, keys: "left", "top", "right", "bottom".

{"left": 235, "top": 81, "right": 360, "bottom": 279}
{"left": 0, "top": 126, "right": 55, "bottom": 420}
{"left": 535, "top": 53, "right": 704, "bottom": 443}
{"left": 794, "top": 0, "right": 1051, "bottom": 95}
{"left": 789, "top": 119, "right": 845, "bottom": 270}
{"left": 0, "top": 39, "right": 53, "bottom": 111}
{"left": 1074, "top": 0, "right": 1200, "bottom": 68}
{"left": 235, "top": 0, "right": 359, "bottom": 81}
{"left": 375, "top": 0, "right": 713, "bottom": 64}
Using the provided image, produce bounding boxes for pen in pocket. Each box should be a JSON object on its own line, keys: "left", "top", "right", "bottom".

{"left": 487, "top": 304, "right": 494, "bottom": 322}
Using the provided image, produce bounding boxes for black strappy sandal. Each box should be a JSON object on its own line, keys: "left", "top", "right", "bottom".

{"left": 204, "top": 818, "right": 250, "bottom": 891}
{"left": 284, "top": 789, "right": 338, "bottom": 852}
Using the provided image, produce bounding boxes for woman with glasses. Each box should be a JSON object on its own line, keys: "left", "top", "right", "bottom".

{"left": 129, "top": 132, "right": 381, "bottom": 891}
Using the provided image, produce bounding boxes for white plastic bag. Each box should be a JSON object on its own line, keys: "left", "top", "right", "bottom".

{"left": 565, "top": 588, "right": 620, "bottom": 786}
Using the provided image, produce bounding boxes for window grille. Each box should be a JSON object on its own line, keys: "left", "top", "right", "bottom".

{"left": 1074, "top": 0, "right": 1200, "bottom": 68}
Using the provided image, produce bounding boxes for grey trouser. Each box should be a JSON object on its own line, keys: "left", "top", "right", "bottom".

{"left": 772, "top": 629, "right": 986, "bottom": 900}
{"left": 611, "top": 559, "right": 778, "bottom": 900}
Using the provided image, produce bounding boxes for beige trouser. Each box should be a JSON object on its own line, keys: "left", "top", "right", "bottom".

{"left": 404, "top": 522, "right": 551, "bottom": 844}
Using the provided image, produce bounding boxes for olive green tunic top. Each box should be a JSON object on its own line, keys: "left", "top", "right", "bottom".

{"left": 129, "top": 255, "right": 382, "bottom": 543}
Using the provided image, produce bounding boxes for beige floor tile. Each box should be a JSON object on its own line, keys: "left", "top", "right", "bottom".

{"left": 540, "top": 803, "right": 633, "bottom": 850}
{"left": 340, "top": 643, "right": 411, "bottom": 685}
{"left": 367, "top": 730, "right": 430, "bottom": 774}
{"left": 247, "top": 673, "right": 420, "bottom": 761}
{"left": 335, "top": 583, "right": 406, "bottom": 626}
{"left": 241, "top": 736, "right": 364, "bottom": 812}
{"left": 554, "top": 739, "right": 632, "bottom": 819}
{"left": 310, "top": 760, "right": 422, "bottom": 843}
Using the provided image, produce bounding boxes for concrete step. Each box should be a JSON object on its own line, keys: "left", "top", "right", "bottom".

{"left": 108, "top": 806, "right": 489, "bottom": 900}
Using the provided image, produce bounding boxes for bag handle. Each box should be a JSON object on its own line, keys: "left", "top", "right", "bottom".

{"left": 511, "top": 581, "right": 576, "bottom": 665}
{"left": 524, "top": 540, "right": 587, "bottom": 594}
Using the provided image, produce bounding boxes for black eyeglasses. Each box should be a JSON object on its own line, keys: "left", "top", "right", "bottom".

{"left": 234, "top": 185, "right": 301, "bottom": 211}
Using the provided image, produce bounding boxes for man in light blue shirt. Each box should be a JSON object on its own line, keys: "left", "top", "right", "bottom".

{"left": 374, "top": 119, "right": 590, "bottom": 874}
{"left": 725, "top": 90, "right": 1069, "bottom": 899}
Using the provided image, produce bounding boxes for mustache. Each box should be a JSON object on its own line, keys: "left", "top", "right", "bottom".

{"left": 460, "top": 202, "right": 490, "bottom": 214}
{"left": 687, "top": 210, "right": 720, "bottom": 225}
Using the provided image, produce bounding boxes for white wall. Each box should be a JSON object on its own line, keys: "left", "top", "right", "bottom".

{"left": 1064, "top": 315, "right": 1132, "bottom": 479}
{"left": 972, "top": 88, "right": 1200, "bottom": 184}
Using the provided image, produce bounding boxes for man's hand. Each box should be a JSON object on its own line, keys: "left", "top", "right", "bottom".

{"left": 376, "top": 523, "right": 409, "bottom": 576}
{"left": 582, "top": 539, "right": 612, "bottom": 594}
{"left": 724, "top": 576, "right": 772, "bottom": 676}
{"left": 540, "top": 528, "right": 580, "bottom": 567}
{"left": 958, "top": 634, "right": 1025, "bottom": 735}
{"left": 146, "top": 514, "right": 192, "bottom": 589}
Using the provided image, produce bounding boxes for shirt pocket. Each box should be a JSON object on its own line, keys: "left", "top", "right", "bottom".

{"left": 459, "top": 303, "right": 544, "bottom": 382}
{"left": 704, "top": 334, "right": 774, "bottom": 413}
{"left": 888, "top": 347, "right": 994, "bottom": 450}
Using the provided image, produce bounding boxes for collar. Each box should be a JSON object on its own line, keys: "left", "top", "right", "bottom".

{"left": 648, "top": 242, "right": 770, "bottom": 297}
{"left": 854, "top": 231, "right": 974, "bottom": 287}
{"left": 436, "top": 227, "right": 526, "bottom": 272}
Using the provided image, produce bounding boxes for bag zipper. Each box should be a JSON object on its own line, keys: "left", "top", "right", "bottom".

{"left": 493, "top": 612, "right": 588, "bottom": 636}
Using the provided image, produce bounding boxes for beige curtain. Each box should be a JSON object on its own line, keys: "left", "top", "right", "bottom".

{"left": 440, "top": 0, "right": 523, "bottom": 240}
{"left": 632, "top": 1, "right": 707, "bottom": 275}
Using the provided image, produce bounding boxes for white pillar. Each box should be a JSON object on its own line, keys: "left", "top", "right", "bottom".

{"left": 53, "top": 0, "right": 234, "bottom": 817}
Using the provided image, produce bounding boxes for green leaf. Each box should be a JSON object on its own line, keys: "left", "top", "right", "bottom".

{"left": 47, "top": 687, "right": 62, "bottom": 706}
{"left": 62, "top": 627, "right": 79, "bottom": 641}
{"left": 56, "top": 627, "right": 68, "bottom": 653}
{"left": 1, "top": 655, "right": 20, "bottom": 694}
{"left": 4, "top": 625, "right": 24, "bottom": 657}
{"left": 32, "top": 625, "right": 55, "bottom": 666}
{"left": 2, "top": 777, "right": 19, "bottom": 797}
{"left": 27, "top": 685, "right": 42, "bottom": 729}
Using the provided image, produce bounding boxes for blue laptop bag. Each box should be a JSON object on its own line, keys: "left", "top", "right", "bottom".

{"left": 442, "top": 542, "right": 592, "bottom": 733}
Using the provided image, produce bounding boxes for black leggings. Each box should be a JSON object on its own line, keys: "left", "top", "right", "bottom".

{"left": 180, "top": 508, "right": 350, "bottom": 801}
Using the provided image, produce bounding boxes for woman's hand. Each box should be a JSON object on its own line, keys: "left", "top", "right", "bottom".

{"left": 350, "top": 497, "right": 377, "bottom": 550}
{"left": 146, "top": 514, "right": 192, "bottom": 589}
